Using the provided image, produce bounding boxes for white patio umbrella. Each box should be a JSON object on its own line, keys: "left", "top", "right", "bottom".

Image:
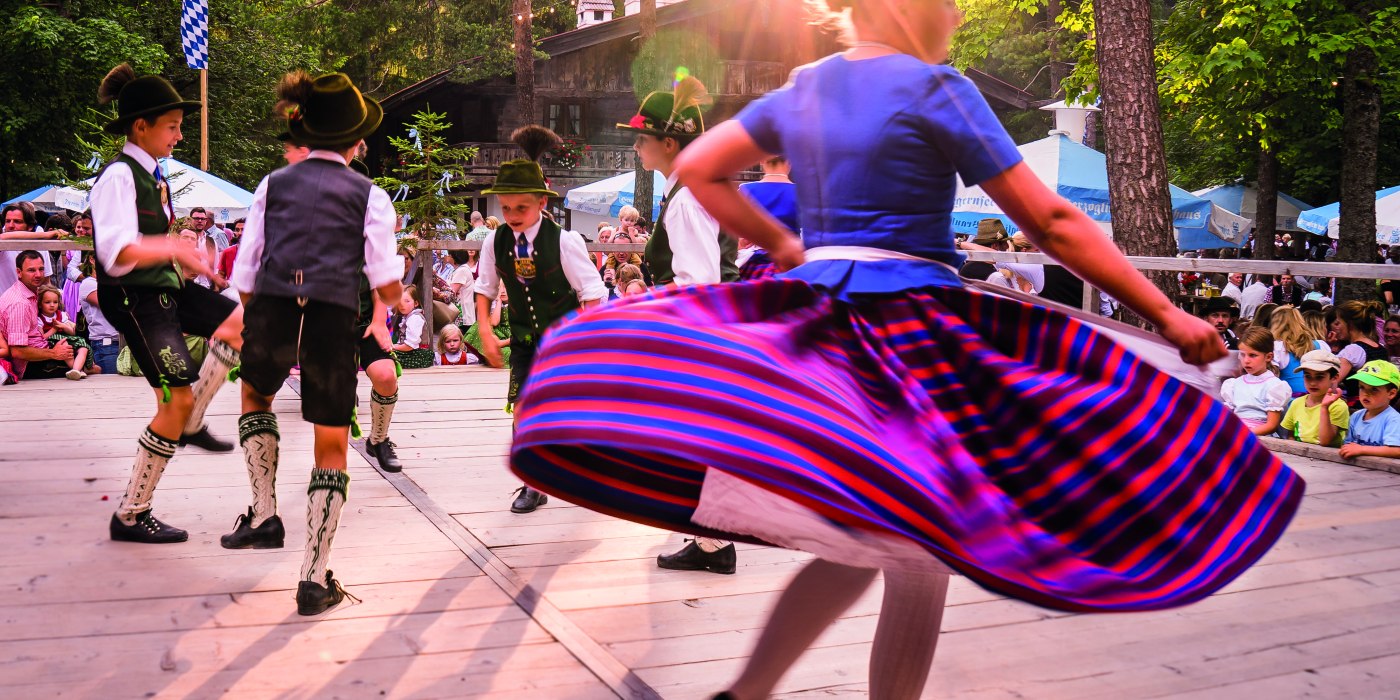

{"left": 1297, "top": 185, "right": 1400, "bottom": 244}
{"left": 53, "top": 158, "right": 254, "bottom": 223}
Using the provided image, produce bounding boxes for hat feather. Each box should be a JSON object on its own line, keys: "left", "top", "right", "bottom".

{"left": 511, "top": 125, "right": 561, "bottom": 163}
{"left": 274, "top": 70, "right": 314, "bottom": 118}
{"left": 98, "top": 63, "right": 136, "bottom": 105}
{"left": 668, "top": 76, "right": 711, "bottom": 123}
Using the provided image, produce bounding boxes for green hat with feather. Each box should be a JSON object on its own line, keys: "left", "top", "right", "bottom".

{"left": 483, "top": 125, "right": 560, "bottom": 197}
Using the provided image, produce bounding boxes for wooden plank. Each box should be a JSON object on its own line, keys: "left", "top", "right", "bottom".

{"left": 1261, "top": 435, "right": 1400, "bottom": 476}
{"left": 962, "top": 249, "right": 1400, "bottom": 280}
{"left": 345, "top": 423, "right": 662, "bottom": 699}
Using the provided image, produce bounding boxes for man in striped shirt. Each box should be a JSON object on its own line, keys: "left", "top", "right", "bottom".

{"left": 0, "top": 250, "right": 73, "bottom": 380}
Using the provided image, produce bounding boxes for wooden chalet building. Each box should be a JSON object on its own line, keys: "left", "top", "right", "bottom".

{"left": 373, "top": 0, "right": 1033, "bottom": 228}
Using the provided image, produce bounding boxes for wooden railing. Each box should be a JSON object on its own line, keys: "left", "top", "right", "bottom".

{"left": 454, "top": 142, "right": 639, "bottom": 178}
{"left": 8, "top": 238, "right": 1394, "bottom": 352}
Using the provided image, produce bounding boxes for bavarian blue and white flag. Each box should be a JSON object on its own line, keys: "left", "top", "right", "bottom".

{"left": 180, "top": 0, "right": 209, "bottom": 70}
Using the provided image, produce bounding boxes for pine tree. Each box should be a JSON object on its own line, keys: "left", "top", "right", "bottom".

{"left": 374, "top": 109, "right": 478, "bottom": 243}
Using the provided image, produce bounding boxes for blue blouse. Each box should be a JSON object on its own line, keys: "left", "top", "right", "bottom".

{"left": 736, "top": 54, "right": 1023, "bottom": 297}
{"left": 739, "top": 180, "right": 800, "bottom": 233}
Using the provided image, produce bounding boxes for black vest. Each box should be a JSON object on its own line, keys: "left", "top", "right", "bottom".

{"left": 94, "top": 154, "right": 181, "bottom": 289}
{"left": 493, "top": 220, "right": 581, "bottom": 346}
{"left": 253, "top": 158, "right": 373, "bottom": 311}
{"left": 1041, "top": 265, "right": 1085, "bottom": 308}
{"left": 646, "top": 182, "right": 740, "bottom": 286}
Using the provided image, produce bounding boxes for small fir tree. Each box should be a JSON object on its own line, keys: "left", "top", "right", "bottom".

{"left": 375, "top": 109, "right": 478, "bottom": 240}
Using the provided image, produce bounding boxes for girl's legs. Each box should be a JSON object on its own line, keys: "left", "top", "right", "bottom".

{"left": 725, "top": 559, "right": 878, "bottom": 699}
{"left": 724, "top": 562, "right": 950, "bottom": 700}
{"left": 869, "top": 569, "right": 950, "bottom": 700}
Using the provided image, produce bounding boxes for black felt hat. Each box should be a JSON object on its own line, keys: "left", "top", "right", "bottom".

{"left": 281, "top": 73, "right": 382, "bottom": 148}
{"left": 99, "top": 65, "right": 201, "bottom": 135}
{"left": 617, "top": 75, "right": 711, "bottom": 140}
{"left": 1202, "top": 296, "right": 1241, "bottom": 318}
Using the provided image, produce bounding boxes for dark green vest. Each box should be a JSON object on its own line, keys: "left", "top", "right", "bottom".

{"left": 645, "top": 182, "right": 740, "bottom": 286}
{"left": 493, "top": 219, "right": 581, "bottom": 347}
{"left": 94, "top": 153, "right": 181, "bottom": 289}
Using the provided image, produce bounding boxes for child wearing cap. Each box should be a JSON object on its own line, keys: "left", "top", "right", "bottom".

{"left": 1339, "top": 360, "right": 1400, "bottom": 459}
{"left": 1280, "top": 349, "right": 1349, "bottom": 447}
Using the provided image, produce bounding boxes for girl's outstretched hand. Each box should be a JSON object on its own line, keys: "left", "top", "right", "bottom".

{"left": 1158, "top": 309, "right": 1228, "bottom": 365}
{"left": 769, "top": 235, "right": 806, "bottom": 272}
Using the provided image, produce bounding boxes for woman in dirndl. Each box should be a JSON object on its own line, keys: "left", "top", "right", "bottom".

{"left": 509, "top": 1, "right": 1305, "bottom": 697}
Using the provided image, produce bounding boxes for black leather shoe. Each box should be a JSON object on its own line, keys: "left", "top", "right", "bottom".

{"left": 220, "top": 507, "right": 285, "bottom": 549}
{"left": 296, "top": 570, "right": 358, "bottom": 616}
{"left": 179, "top": 427, "right": 234, "bottom": 452}
{"left": 110, "top": 511, "right": 189, "bottom": 544}
{"left": 657, "top": 539, "right": 737, "bottom": 574}
{"left": 510, "top": 486, "right": 548, "bottom": 514}
{"left": 366, "top": 438, "right": 402, "bottom": 473}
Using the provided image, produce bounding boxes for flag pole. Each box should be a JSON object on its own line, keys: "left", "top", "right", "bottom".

{"left": 200, "top": 68, "right": 209, "bottom": 171}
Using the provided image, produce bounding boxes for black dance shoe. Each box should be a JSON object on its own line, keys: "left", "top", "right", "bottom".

{"left": 510, "top": 486, "right": 548, "bottom": 513}
{"left": 220, "top": 507, "right": 285, "bottom": 549}
{"left": 296, "top": 571, "right": 358, "bottom": 616}
{"left": 179, "top": 427, "right": 234, "bottom": 452}
{"left": 657, "top": 539, "right": 737, "bottom": 575}
{"left": 366, "top": 438, "right": 402, "bottom": 473}
{"left": 110, "top": 511, "right": 189, "bottom": 544}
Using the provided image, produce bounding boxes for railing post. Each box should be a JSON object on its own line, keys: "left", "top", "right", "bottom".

{"left": 418, "top": 249, "right": 435, "bottom": 349}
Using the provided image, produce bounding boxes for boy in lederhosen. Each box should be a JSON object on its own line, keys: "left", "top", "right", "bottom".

{"left": 618, "top": 76, "right": 742, "bottom": 574}
{"left": 91, "top": 64, "right": 245, "bottom": 545}
{"left": 473, "top": 127, "right": 608, "bottom": 514}
{"left": 345, "top": 155, "right": 407, "bottom": 474}
{"left": 222, "top": 72, "right": 402, "bottom": 615}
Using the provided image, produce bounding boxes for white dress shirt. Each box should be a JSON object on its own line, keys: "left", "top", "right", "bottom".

{"left": 1239, "top": 281, "right": 1270, "bottom": 320}
{"left": 474, "top": 217, "right": 607, "bottom": 302}
{"left": 1222, "top": 282, "right": 1244, "bottom": 304}
{"left": 90, "top": 142, "right": 170, "bottom": 278}
{"left": 659, "top": 172, "right": 723, "bottom": 286}
{"left": 232, "top": 150, "right": 403, "bottom": 293}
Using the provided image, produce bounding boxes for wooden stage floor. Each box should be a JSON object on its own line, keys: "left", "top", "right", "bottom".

{"left": 4, "top": 368, "right": 1400, "bottom": 699}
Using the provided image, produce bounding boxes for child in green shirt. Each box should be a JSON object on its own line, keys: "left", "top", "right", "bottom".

{"left": 1281, "top": 349, "right": 1350, "bottom": 447}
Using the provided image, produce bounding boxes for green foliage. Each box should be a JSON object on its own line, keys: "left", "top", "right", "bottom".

{"left": 0, "top": 0, "right": 577, "bottom": 201}
{"left": 375, "top": 109, "right": 478, "bottom": 239}
{"left": 1157, "top": 0, "right": 1400, "bottom": 203}
{"left": 0, "top": 0, "right": 166, "bottom": 199}
{"left": 292, "top": 0, "right": 575, "bottom": 95}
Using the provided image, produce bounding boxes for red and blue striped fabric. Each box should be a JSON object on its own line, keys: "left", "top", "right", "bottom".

{"left": 738, "top": 250, "right": 776, "bottom": 281}
{"left": 511, "top": 278, "right": 1304, "bottom": 612}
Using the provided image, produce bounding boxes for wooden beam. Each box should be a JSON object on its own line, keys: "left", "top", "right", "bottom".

{"left": 1259, "top": 436, "right": 1400, "bottom": 476}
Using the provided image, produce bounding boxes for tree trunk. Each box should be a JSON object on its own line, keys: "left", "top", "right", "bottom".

{"left": 513, "top": 0, "right": 535, "bottom": 126}
{"left": 1335, "top": 42, "right": 1380, "bottom": 304}
{"left": 1093, "top": 0, "right": 1177, "bottom": 325}
{"left": 1253, "top": 144, "right": 1279, "bottom": 260}
{"left": 632, "top": 0, "right": 658, "bottom": 223}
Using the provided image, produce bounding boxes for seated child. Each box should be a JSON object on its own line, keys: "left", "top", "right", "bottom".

{"left": 391, "top": 284, "right": 435, "bottom": 369}
{"left": 464, "top": 286, "right": 511, "bottom": 368}
{"left": 37, "top": 284, "right": 91, "bottom": 380}
{"left": 1280, "top": 349, "right": 1349, "bottom": 447}
{"left": 1339, "top": 360, "right": 1400, "bottom": 460}
{"left": 435, "top": 324, "right": 479, "bottom": 366}
{"left": 1221, "top": 326, "right": 1292, "bottom": 436}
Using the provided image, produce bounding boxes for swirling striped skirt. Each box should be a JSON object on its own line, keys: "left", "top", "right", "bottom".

{"left": 510, "top": 278, "right": 1303, "bottom": 612}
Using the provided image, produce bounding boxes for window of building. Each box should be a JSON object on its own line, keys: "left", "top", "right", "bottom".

{"left": 546, "top": 102, "right": 585, "bottom": 138}
{"left": 594, "top": 10, "right": 605, "bottom": 20}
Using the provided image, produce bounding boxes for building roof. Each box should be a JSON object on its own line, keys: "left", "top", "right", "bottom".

{"left": 578, "top": 0, "right": 614, "bottom": 10}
